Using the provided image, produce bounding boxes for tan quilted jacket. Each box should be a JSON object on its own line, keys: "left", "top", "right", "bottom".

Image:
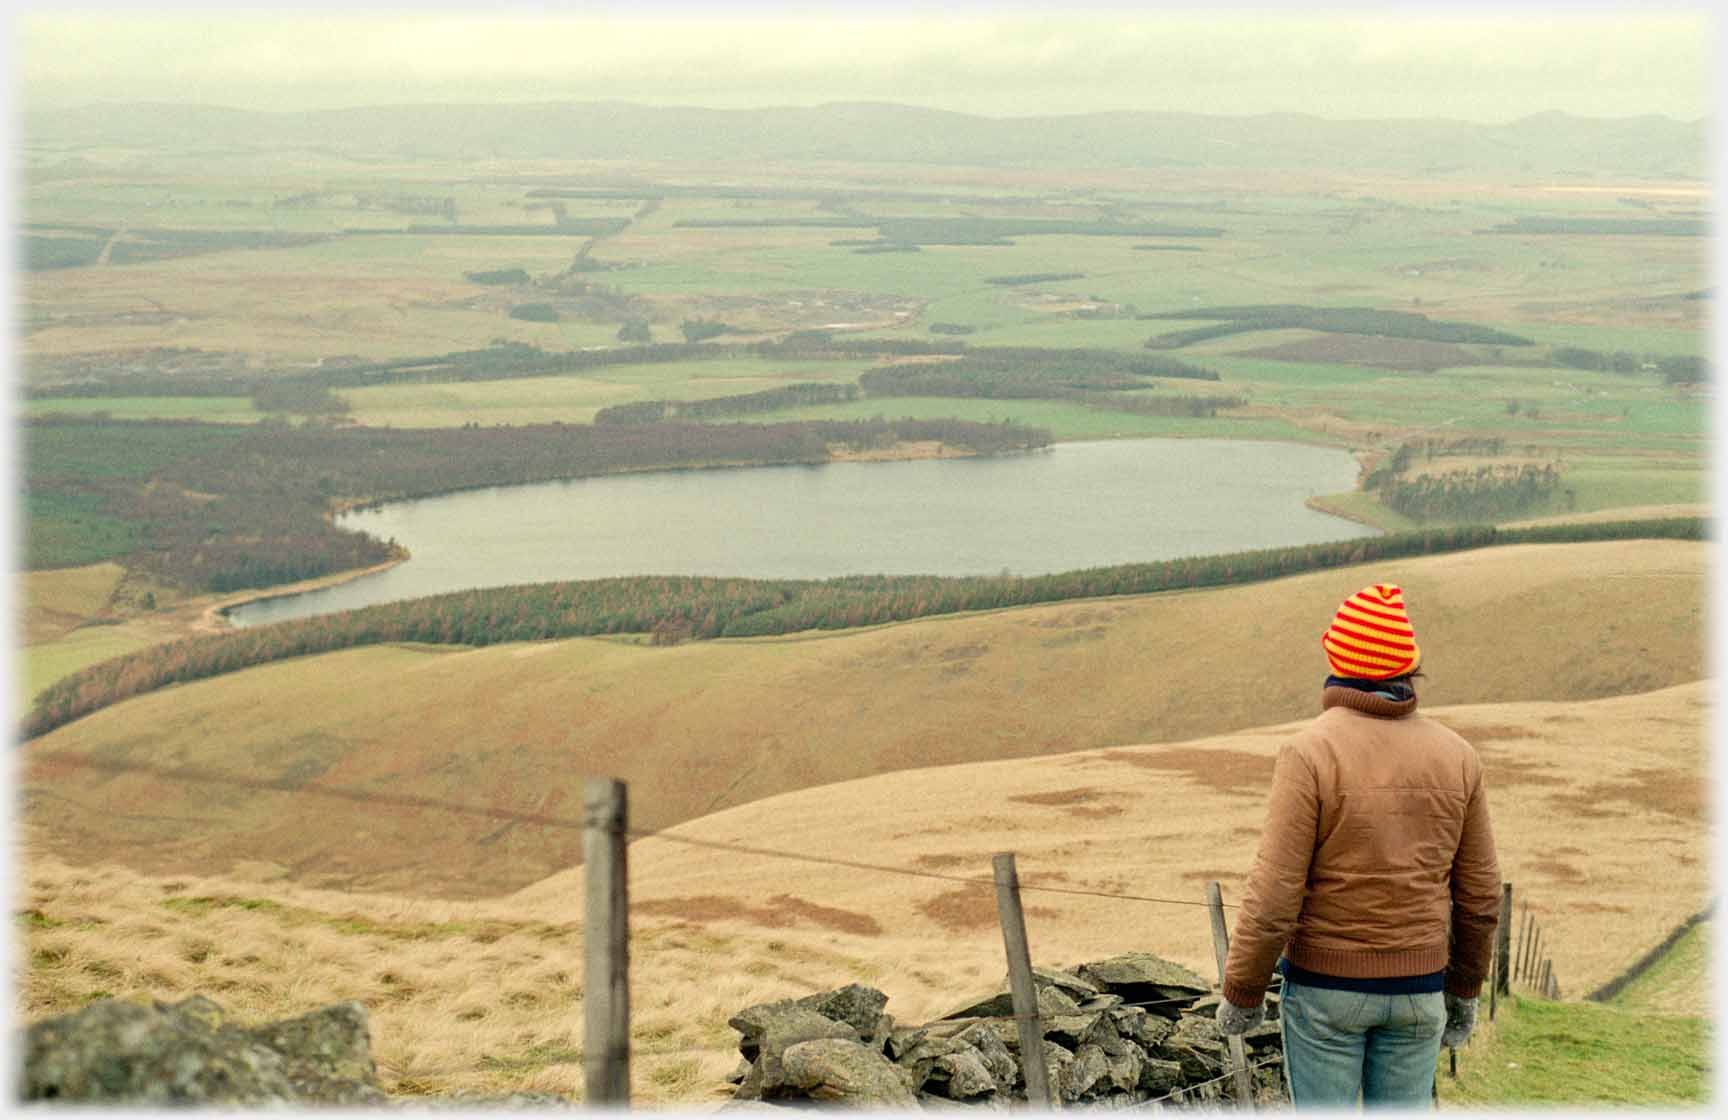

{"left": 1221, "top": 686, "right": 1501, "bottom": 1007}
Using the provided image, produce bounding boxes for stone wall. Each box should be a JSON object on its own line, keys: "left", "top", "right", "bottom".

{"left": 725, "top": 951, "right": 1288, "bottom": 1109}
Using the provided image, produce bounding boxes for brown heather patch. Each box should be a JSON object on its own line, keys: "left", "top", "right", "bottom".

{"left": 1068, "top": 805, "right": 1127, "bottom": 819}
{"left": 1552, "top": 769, "right": 1705, "bottom": 821}
{"left": 1180, "top": 869, "right": 1247, "bottom": 882}
{"left": 910, "top": 853, "right": 976, "bottom": 870}
{"left": 1007, "top": 787, "right": 1122, "bottom": 808}
{"left": 916, "top": 885, "right": 1059, "bottom": 933}
{"left": 1567, "top": 901, "right": 1632, "bottom": 915}
{"left": 1527, "top": 858, "right": 1589, "bottom": 884}
{"left": 1098, "top": 748, "right": 1275, "bottom": 797}
{"left": 1232, "top": 334, "right": 1485, "bottom": 372}
{"left": 1476, "top": 748, "right": 1570, "bottom": 788}
{"left": 631, "top": 894, "right": 882, "bottom": 937}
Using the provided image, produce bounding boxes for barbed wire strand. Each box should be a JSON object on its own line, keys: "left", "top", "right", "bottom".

{"left": 26, "top": 750, "right": 1237, "bottom": 911}
{"left": 1138, "top": 1053, "right": 1285, "bottom": 1109}
{"left": 623, "top": 826, "right": 1239, "bottom": 909}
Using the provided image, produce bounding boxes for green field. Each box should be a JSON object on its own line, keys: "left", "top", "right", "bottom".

{"left": 18, "top": 152, "right": 1710, "bottom": 595}
{"left": 1611, "top": 922, "right": 1710, "bottom": 1015}
{"left": 1439, "top": 994, "right": 1709, "bottom": 1106}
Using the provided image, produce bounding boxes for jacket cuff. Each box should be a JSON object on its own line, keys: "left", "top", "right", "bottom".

{"left": 1221, "top": 981, "right": 1267, "bottom": 1009}
{"left": 1444, "top": 976, "right": 1483, "bottom": 1000}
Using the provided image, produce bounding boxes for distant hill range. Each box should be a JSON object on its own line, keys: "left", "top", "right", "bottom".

{"left": 22, "top": 101, "right": 1708, "bottom": 178}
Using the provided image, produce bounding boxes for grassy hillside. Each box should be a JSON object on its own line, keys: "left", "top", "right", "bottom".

{"left": 1609, "top": 920, "right": 1711, "bottom": 1016}
{"left": 18, "top": 678, "right": 1709, "bottom": 1105}
{"left": 1439, "top": 993, "right": 1709, "bottom": 1106}
{"left": 21, "top": 538, "right": 1705, "bottom": 900}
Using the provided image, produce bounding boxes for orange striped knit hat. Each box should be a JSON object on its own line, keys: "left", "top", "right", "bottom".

{"left": 1321, "top": 583, "right": 1421, "bottom": 680}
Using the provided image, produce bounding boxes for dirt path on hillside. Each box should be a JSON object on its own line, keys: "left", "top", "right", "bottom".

{"left": 93, "top": 224, "right": 127, "bottom": 267}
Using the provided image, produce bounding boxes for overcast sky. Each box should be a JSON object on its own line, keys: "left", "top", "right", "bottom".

{"left": 16, "top": 6, "right": 1717, "bottom": 122}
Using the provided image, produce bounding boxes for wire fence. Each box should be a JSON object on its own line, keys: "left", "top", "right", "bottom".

{"left": 23, "top": 748, "right": 1234, "bottom": 912}
{"left": 23, "top": 748, "right": 1549, "bottom": 1108}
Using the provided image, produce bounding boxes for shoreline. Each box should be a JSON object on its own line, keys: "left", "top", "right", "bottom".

{"left": 194, "top": 553, "right": 410, "bottom": 633}
{"left": 1304, "top": 492, "right": 1397, "bottom": 532}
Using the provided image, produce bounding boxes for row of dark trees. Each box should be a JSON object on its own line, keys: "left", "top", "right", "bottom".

{"left": 1479, "top": 217, "right": 1705, "bottom": 237}
{"left": 249, "top": 381, "right": 350, "bottom": 417}
{"left": 26, "top": 516, "right": 1705, "bottom": 740}
{"left": 1141, "top": 305, "right": 1534, "bottom": 349}
{"left": 1551, "top": 347, "right": 1707, "bottom": 384}
{"left": 987, "top": 272, "right": 1085, "bottom": 286}
{"left": 464, "top": 268, "right": 531, "bottom": 286}
{"left": 1379, "top": 463, "right": 1562, "bottom": 521}
{"left": 594, "top": 383, "right": 861, "bottom": 424}
{"left": 1361, "top": 437, "right": 1507, "bottom": 490}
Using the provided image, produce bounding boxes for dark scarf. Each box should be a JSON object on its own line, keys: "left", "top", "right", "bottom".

{"left": 1321, "top": 674, "right": 1418, "bottom": 718}
{"left": 1324, "top": 674, "right": 1416, "bottom": 703}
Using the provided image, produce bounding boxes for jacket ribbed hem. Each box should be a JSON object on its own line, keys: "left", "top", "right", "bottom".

{"left": 1284, "top": 943, "right": 1449, "bottom": 980}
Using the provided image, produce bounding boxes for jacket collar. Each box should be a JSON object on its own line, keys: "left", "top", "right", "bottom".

{"left": 1321, "top": 679, "right": 1419, "bottom": 719}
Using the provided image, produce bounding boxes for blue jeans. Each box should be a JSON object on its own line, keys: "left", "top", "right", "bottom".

{"left": 1279, "top": 978, "right": 1446, "bottom": 1108}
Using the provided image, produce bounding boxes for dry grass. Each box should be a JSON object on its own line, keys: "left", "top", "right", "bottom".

{"left": 18, "top": 564, "right": 127, "bottom": 643}
{"left": 17, "top": 679, "right": 1709, "bottom": 1106}
{"left": 21, "top": 539, "right": 1706, "bottom": 899}
{"left": 14, "top": 840, "right": 887, "bottom": 1107}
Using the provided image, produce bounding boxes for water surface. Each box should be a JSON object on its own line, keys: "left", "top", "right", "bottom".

{"left": 230, "top": 438, "right": 1373, "bottom": 626}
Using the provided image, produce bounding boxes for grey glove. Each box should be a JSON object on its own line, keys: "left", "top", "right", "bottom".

{"left": 1441, "top": 993, "right": 1477, "bottom": 1047}
{"left": 1216, "top": 997, "right": 1265, "bottom": 1035}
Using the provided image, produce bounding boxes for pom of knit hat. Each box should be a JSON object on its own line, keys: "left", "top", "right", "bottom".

{"left": 1321, "top": 583, "right": 1421, "bottom": 679}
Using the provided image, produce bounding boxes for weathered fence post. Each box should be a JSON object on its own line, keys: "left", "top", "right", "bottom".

{"left": 1205, "top": 881, "right": 1257, "bottom": 1110}
{"left": 584, "top": 778, "right": 630, "bottom": 1107}
{"left": 1492, "top": 883, "right": 1512, "bottom": 1019}
{"left": 1539, "top": 959, "right": 1552, "bottom": 1000}
{"left": 1496, "top": 885, "right": 1513, "bottom": 993}
{"left": 994, "top": 853, "right": 1055, "bottom": 1109}
{"left": 1514, "top": 903, "right": 1529, "bottom": 983}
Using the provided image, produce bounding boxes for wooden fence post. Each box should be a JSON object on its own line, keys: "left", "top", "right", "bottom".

{"left": 1514, "top": 903, "right": 1529, "bottom": 983}
{"left": 994, "top": 853, "right": 1054, "bottom": 1109}
{"left": 1496, "top": 884, "right": 1513, "bottom": 997}
{"left": 1539, "top": 959, "right": 1552, "bottom": 1000}
{"left": 1491, "top": 883, "right": 1511, "bottom": 1020}
{"left": 1205, "top": 881, "right": 1257, "bottom": 1110}
{"left": 1527, "top": 925, "right": 1542, "bottom": 991}
{"left": 584, "top": 778, "right": 630, "bottom": 1107}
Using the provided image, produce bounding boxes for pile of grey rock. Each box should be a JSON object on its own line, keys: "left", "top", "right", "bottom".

{"left": 726, "top": 952, "right": 1287, "bottom": 1109}
{"left": 18, "top": 995, "right": 565, "bottom": 1108}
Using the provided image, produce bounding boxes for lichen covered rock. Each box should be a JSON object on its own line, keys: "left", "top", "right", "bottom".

{"left": 20, "top": 995, "right": 386, "bottom": 1106}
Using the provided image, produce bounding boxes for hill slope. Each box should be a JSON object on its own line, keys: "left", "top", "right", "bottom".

{"left": 18, "top": 679, "right": 1709, "bottom": 1105}
{"left": 20, "top": 538, "right": 1705, "bottom": 898}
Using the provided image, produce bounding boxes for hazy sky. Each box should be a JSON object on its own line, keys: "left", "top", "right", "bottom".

{"left": 16, "top": 6, "right": 1717, "bottom": 122}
